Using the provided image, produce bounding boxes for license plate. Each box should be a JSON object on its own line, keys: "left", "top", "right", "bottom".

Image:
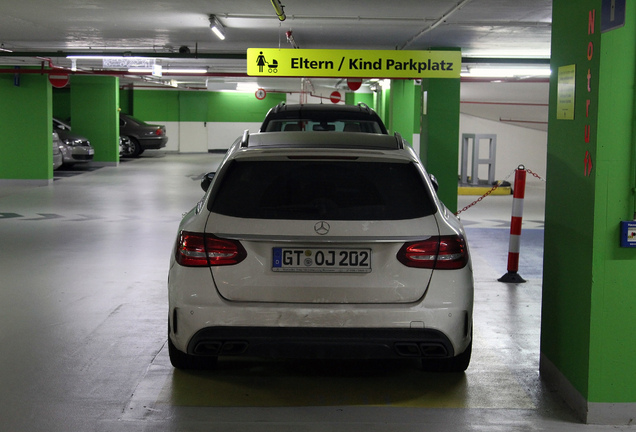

{"left": 88, "top": 148, "right": 95, "bottom": 155}
{"left": 272, "top": 247, "right": 371, "bottom": 273}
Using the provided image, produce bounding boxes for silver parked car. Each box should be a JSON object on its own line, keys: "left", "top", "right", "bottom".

{"left": 52, "top": 131, "right": 63, "bottom": 170}
{"left": 168, "top": 131, "right": 474, "bottom": 372}
{"left": 53, "top": 118, "right": 95, "bottom": 166}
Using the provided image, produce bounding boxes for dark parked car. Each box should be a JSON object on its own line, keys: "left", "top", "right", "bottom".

{"left": 260, "top": 102, "right": 388, "bottom": 134}
{"left": 119, "top": 113, "right": 168, "bottom": 158}
{"left": 52, "top": 118, "right": 95, "bottom": 166}
{"left": 119, "top": 135, "right": 133, "bottom": 157}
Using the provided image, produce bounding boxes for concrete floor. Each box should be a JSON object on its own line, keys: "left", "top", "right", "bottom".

{"left": 0, "top": 153, "right": 633, "bottom": 432}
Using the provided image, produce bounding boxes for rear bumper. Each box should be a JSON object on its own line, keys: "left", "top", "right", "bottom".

{"left": 184, "top": 326, "right": 456, "bottom": 360}
{"left": 168, "top": 263, "right": 474, "bottom": 360}
{"left": 138, "top": 136, "right": 168, "bottom": 149}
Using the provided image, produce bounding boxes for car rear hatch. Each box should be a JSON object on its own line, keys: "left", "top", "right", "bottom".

{"left": 201, "top": 153, "right": 445, "bottom": 304}
{"left": 204, "top": 216, "right": 440, "bottom": 304}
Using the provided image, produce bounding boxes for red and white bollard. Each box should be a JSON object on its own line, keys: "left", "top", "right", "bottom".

{"left": 498, "top": 165, "right": 527, "bottom": 283}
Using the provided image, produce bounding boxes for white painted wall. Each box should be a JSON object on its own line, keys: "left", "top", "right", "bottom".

{"left": 459, "top": 113, "right": 547, "bottom": 184}
{"left": 207, "top": 122, "right": 262, "bottom": 151}
{"left": 178, "top": 122, "right": 208, "bottom": 153}
{"left": 157, "top": 121, "right": 262, "bottom": 153}
{"left": 160, "top": 121, "right": 179, "bottom": 152}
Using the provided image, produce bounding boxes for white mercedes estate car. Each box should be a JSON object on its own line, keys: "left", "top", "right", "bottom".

{"left": 168, "top": 131, "right": 474, "bottom": 372}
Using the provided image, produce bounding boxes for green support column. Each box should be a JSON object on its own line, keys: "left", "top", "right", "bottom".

{"left": 390, "top": 80, "right": 416, "bottom": 144}
{"left": 70, "top": 75, "right": 120, "bottom": 165}
{"left": 0, "top": 74, "right": 53, "bottom": 184}
{"left": 419, "top": 76, "right": 460, "bottom": 213}
{"left": 380, "top": 84, "right": 391, "bottom": 132}
{"left": 541, "top": 0, "right": 636, "bottom": 424}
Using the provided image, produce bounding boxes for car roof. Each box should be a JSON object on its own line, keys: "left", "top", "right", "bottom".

{"left": 260, "top": 102, "right": 388, "bottom": 134}
{"left": 267, "top": 102, "right": 378, "bottom": 115}
{"left": 238, "top": 131, "right": 408, "bottom": 151}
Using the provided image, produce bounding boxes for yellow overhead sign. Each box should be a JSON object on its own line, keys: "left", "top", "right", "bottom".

{"left": 247, "top": 48, "right": 461, "bottom": 79}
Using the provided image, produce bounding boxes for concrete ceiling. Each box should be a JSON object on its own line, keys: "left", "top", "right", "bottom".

{"left": 0, "top": 0, "right": 553, "bottom": 130}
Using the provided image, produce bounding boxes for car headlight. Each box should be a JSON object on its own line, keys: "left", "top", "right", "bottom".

{"left": 64, "top": 138, "right": 83, "bottom": 147}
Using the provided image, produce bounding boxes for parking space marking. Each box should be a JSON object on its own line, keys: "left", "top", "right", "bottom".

{"left": 123, "top": 337, "right": 534, "bottom": 414}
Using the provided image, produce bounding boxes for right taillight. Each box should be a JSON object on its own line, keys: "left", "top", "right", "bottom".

{"left": 175, "top": 231, "right": 246, "bottom": 267}
{"left": 397, "top": 235, "right": 468, "bottom": 269}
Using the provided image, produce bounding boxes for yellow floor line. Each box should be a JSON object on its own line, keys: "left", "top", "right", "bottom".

{"left": 458, "top": 186, "right": 512, "bottom": 196}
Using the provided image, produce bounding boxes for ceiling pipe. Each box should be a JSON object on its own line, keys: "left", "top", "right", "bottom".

{"left": 461, "top": 77, "right": 550, "bottom": 84}
{"left": 461, "top": 101, "right": 549, "bottom": 107}
{"left": 0, "top": 51, "right": 247, "bottom": 60}
{"left": 0, "top": 68, "right": 249, "bottom": 77}
{"left": 399, "top": 0, "right": 474, "bottom": 50}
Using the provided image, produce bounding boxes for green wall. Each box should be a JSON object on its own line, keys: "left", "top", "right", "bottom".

{"left": 0, "top": 74, "right": 52, "bottom": 181}
{"left": 420, "top": 77, "right": 461, "bottom": 213}
{"left": 52, "top": 88, "right": 71, "bottom": 121}
{"left": 128, "top": 89, "right": 181, "bottom": 120}
{"left": 345, "top": 92, "right": 374, "bottom": 108}
{"left": 542, "top": 0, "right": 636, "bottom": 407}
{"left": 54, "top": 87, "right": 287, "bottom": 124}
{"left": 390, "top": 80, "right": 416, "bottom": 144}
{"left": 127, "top": 89, "right": 285, "bottom": 123}
{"left": 589, "top": 0, "right": 636, "bottom": 402}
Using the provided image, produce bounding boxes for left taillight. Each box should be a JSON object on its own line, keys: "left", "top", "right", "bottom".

{"left": 155, "top": 128, "right": 163, "bottom": 136}
{"left": 175, "top": 231, "right": 246, "bottom": 267}
{"left": 397, "top": 235, "right": 468, "bottom": 270}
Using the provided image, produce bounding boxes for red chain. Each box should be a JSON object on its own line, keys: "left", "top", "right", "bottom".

{"left": 455, "top": 182, "right": 503, "bottom": 215}
{"left": 525, "top": 167, "right": 546, "bottom": 181}
{"left": 454, "top": 166, "right": 546, "bottom": 216}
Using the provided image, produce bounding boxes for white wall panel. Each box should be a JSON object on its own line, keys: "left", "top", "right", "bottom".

{"left": 179, "top": 122, "right": 208, "bottom": 153}
{"left": 459, "top": 114, "right": 547, "bottom": 184}
{"left": 159, "top": 121, "right": 179, "bottom": 152}
{"left": 206, "top": 122, "right": 262, "bottom": 151}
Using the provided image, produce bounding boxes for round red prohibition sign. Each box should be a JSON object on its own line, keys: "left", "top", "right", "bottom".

{"left": 255, "top": 88, "right": 267, "bottom": 100}
{"left": 49, "top": 73, "right": 70, "bottom": 88}
{"left": 347, "top": 78, "right": 362, "bottom": 91}
{"left": 330, "top": 91, "right": 342, "bottom": 104}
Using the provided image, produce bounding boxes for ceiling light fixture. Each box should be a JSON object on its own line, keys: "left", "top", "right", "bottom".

{"left": 209, "top": 15, "right": 226, "bottom": 40}
{"left": 66, "top": 55, "right": 156, "bottom": 68}
{"left": 236, "top": 82, "right": 260, "bottom": 92}
{"left": 463, "top": 67, "right": 551, "bottom": 78}
{"left": 271, "top": 0, "right": 286, "bottom": 21}
{"left": 66, "top": 55, "right": 148, "bottom": 60}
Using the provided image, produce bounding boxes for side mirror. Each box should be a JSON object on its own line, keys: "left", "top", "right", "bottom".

{"left": 429, "top": 174, "right": 439, "bottom": 192}
{"left": 200, "top": 172, "right": 215, "bottom": 191}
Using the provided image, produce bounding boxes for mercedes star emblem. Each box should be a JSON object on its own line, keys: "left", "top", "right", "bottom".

{"left": 314, "top": 221, "right": 330, "bottom": 235}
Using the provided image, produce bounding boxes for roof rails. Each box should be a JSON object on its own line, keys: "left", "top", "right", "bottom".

{"left": 240, "top": 129, "right": 250, "bottom": 148}
{"left": 394, "top": 132, "right": 406, "bottom": 150}
{"left": 273, "top": 101, "right": 374, "bottom": 114}
{"left": 357, "top": 102, "right": 372, "bottom": 113}
{"left": 272, "top": 102, "right": 286, "bottom": 113}
{"left": 238, "top": 130, "right": 407, "bottom": 151}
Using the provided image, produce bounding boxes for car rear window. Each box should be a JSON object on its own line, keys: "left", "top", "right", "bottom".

{"left": 265, "top": 119, "right": 384, "bottom": 134}
{"left": 209, "top": 160, "right": 436, "bottom": 220}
